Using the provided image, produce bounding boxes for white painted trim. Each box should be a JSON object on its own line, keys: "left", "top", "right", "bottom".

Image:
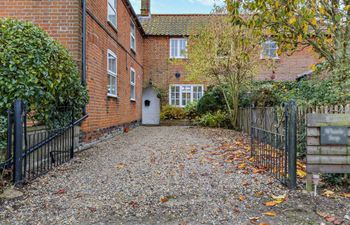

{"left": 169, "top": 38, "right": 188, "bottom": 59}
{"left": 169, "top": 84, "right": 204, "bottom": 107}
{"left": 107, "top": 49, "right": 118, "bottom": 96}
{"left": 130, "top": 67, "right": 136, "bottom": 101}
{"left": 107, "top": 0, "right": 117, "bottom": 29}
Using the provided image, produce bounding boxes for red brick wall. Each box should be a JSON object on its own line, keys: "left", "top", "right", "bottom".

{"left": 258, "top": 46, "right": 319, "bottom": 81}
{"left": 0, "top": 0, "right": 82, "bottom": 63}
{"left": 143, "top": 36, "right": 206, "bottom": 104}
{"left": 82, "top": 0, "right": 144, "bottom": 141}
{"left": 0, "top": 0, "right": 144, "bottom": 142}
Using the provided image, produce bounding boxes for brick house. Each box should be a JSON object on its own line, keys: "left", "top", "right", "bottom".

{"left": 0, "top": 0, "right": 144, "bottom": 142}
{"left": 0, "top": 0, "right": 319, "bottom": 142}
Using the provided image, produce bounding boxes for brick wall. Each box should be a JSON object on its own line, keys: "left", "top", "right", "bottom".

{"left": 258, "top": 46, "right": 319, "bottom": 81}
{"left": 0, "top": 0, "right": 82, "bottom": 64}
{"left": 81, "top": 0, "right": 144, "bottom": 141}
{"left": 144, "top": 35, "right": 319, "bottom": 103}
{"left": 0, "top": 0, "right": 144, "bottom": 142}
{"left": 143, "top": 36, "right": 207, "bottom": 104}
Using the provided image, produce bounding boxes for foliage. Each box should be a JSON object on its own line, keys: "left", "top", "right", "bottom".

{"left": 160, "top": 105, "right": 186, "bottom": 120}
{"left": 197, "top": 86, "right": 227, "bottom": 115}
{"left": 184, "top": 101, "right": 199, "bottom": 120}
{"left": 226, "top": 0, "right": 350, "bottom": 69}
{"left": 186, "top": 12, "right": 261, "bottom": 129}
{"left": 0, "top": 19, "right": 89, "bottom": 124}
{"left": 240, "top": 76, "right": 350, "bottom": 108}
{"left": 197, "top": 110, "right": 229, "bottom": 128}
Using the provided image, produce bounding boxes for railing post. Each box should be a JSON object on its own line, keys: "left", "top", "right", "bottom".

{"left": 7, "top": 109, "right": 13, "bottom": 163}
{"left": 288, "top": 101, "right": 297, "bottom": 189}
{"left": 13, "top": 99, "right": 23, "bottom": 184}
{"left": 70, "top": 108, "right": 74, "bottom": 159}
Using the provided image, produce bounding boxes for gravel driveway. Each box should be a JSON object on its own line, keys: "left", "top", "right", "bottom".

{"left": 0, "top": 126, "right": 349, "bottom": 225}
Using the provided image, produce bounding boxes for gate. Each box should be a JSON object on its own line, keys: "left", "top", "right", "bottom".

{"left": 250, "top": 101, "right": 297, "bottom": 189}
{"left": 3, "top": 100, "right": 88, "bottom": 184}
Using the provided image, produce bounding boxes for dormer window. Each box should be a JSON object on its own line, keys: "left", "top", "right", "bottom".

{"left": 261, "top": 40, "right": 279, "bottom": 60}
{"left": 107, "top": 0, "right": 117, "bottom": 28}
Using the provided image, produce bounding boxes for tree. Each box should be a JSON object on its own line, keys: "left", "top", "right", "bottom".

{"left": 226, "top": 0, "right": 350, "bottom": 71}
{"left": 186, "top": 15, "right": 261, "bottom": 128}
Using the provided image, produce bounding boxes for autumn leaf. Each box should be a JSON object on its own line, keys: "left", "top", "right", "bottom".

{"left": 311, "top": 18, "right": 317, "bottom": 26}
{"left": 238, "top": 163, "right": 246, "bottom": 169}
{"left": 343, "top": 193, "right": 350, "bottom": 198}
{"left": 115, "top": 163, "right": 125, "bottom": 170}
{"left": 264, "top": 200, "right": 282, "bottom": 207}
{"left": 259, "top": 223, "right": 270, "bottom": 225}
{"left": 323, "top": 190, "right": 335, "bottom": 198}
{"left": 160, "top": 196, "right": 169, "bottom": 203}
{"left": 271, "top": 194, "right": 286, "bottom": 201}
{"left": 249, "top": 217, "right": 260, "bottom": 222}
{"left": 289, "top": 16, "right": 297, "bottom": 25}
{"left": 239, "top": 195, "right": 246, "bottom": 201}
{"left": 54, "top": 188, "right": 66, "bottom": 195}
{"left": 262, "top": 211, "right": 277, "bottom": 217}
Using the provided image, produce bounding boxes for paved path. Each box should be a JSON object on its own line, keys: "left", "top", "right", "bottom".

{"left": 0, "top": 126, "right": 349, "bottom": 225}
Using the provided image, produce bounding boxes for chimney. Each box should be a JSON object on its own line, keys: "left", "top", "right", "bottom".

{"left": 141, "top": 0, "right": 151, "bottom": 17}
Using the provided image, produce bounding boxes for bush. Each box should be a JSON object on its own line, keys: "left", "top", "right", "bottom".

{"left": 184, "top": 101, "right": 199, "bottom": 120}
{"left": 160, "top": 105, "right": 186, "bottom": 120}
{"left": 0, "top": 19, "right": 88, "bottom": 123}
{"left": 197, "top": 110, "right": 228, "bottom": 128}
{"left": 197, "top": 86, "right": 226, "bottom": 115}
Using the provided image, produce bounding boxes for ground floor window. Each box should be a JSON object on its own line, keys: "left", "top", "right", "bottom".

{"left": 169, "top": 84, "right": 204, "bottom": 107}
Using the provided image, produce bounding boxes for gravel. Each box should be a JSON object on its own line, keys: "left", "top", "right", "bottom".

{"left": 0, "top": 126, "right": 349, "bottom": 225}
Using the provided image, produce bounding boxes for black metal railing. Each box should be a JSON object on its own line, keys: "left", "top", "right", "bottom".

{"left": 250, "top": 101, "right": 297, "bottom": 189}
{"left": 1, "top": 99, "right": 88, "bottom": 184}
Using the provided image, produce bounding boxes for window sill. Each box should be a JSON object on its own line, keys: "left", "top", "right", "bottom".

{"left": 130, "top": 99, "right": 136, "bottom": 102}
{"left": 107, "top": 94, "right": 119, "bottom": 99}
{"left": 107, "top": 21, "right": 118, "bottom": 33}
{"left": 260, "top": 56, "right": 280, "bottom": 61}
{"left": 169, "top": 57, "right": 188, "bottom": 60}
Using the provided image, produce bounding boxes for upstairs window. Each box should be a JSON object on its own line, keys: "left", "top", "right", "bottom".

{"left": 170, "top": 38, "right": 187, "bottom": 59}
{"left": 261, "top": 40, "right": 279, "bottom": 59}
{"left": 130, "top": 68, "right": 136, "bottom": 101}
{"left": 130, "top": 21, "right": 136, "bottom": 52}
{"left": 107, "top": 0, "right": 117, "bottom": 28}
{"left": 107, "top": 50, "right": 117, "bottom": 97}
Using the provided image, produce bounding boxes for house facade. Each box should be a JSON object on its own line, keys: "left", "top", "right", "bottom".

{"left": 0, "top": 0, "right": 319, "bottom": 142}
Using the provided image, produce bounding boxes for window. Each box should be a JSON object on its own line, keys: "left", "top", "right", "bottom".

{"left": 130, "top": 21, "right": 136, "bottom": 52}
{"left": 169, "top": 85, "right": 204, "bottom": 107}
{"left": 170, "top": 38, "right": 187, "bottom": 59}
{"left": 107, "top": 50, "right": 117, "bottom": 97}
{"left": 261, "top": 40, "right": 279, "bottom": 59}
{"left": 130, "top": 68, "right": 136, "bottom": 101}
{"left": 107, "top": 0, "right": 117, "bottom": 28}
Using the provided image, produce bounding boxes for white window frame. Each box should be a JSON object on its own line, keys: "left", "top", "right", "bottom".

{"left": 169, "top": 84, "right": 204, "bottom": 107}
{"left": 130, "top": 21, "right": 136, "bottom": 52}
{"left": 260, "top": 40, "right": 280, "bottom": 60}
{"left": 107, "top": 0, "right": 117, "bottom": 29}
{"left": 130, "top": 67, "right": 136, "bottom": 101}
{"left": 170, "top": 38, "right": 188, "bottom": 59}
{"left": 107, "top": 49, "right": 118, "bottom": 97}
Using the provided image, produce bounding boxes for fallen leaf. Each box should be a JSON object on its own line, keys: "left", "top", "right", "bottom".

{"left": 271, "top": 194, "right": 286, "bottom": 201}
{"left": 323, "top": 190, "right": 335, "bottom": 198}
{"left": 343, "top": 193, "right": 350, "bottom": 198}
{"left": 249, "top": 216, "right": 260, "bottom": 222}
{"left": 238, "top": 163, "right": 246, "bottom": 169}
{"left": 259, "top": 223, "right": 270, "bottom": 225}
{"left": 262, "top": 211, "right": 277, "bottom": 217}
{"left": 264, "top": 199, "right": 284, "bottom": 207}
{"left": 160, "top": 196, "right": 168, "bottom": 203}
{"left": 55, "top": 189, "right": 66, "bottom": 195}
{"left": 239, "top": 195, "right": 246, "bottom": 201}
{"left": 255, "top": 191, "right": 264, "bottom": 197}
{"left": 115, "top": 163, "right": 125, "bottom": 170}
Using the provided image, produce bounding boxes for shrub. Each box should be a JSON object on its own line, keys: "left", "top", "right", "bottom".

{"left": 0, "top": 19, "right": 88, "bottom": 122}
{"left": 197, "top": 86, "right": 226, "bottom": 115}
{"left": 160, "top": 105, "right": 186, "bottom": 120}
{"left": 0, "top": 19, "right": 88, "bottom": 162}
{"left": 184, "top": 101, "right": 199, "bottom": 120}
{"left": 197, "top": 110, "right": 228, "bottom": 128}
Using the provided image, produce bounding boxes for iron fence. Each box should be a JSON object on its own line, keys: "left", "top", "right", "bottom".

{"left": 1, "top": 99, "right": 87, "bottom": 184}
{"left": 250, "top": 101, "right": 297, "bottom": 189}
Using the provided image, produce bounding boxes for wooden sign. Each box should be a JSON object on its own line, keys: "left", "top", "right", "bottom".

{"left": 307, "top": 114, "right": 350, "bottom": 173}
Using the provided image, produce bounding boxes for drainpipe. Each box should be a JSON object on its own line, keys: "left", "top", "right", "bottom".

{"left": 82, "top": 0, "right": 87, "bottom": 115}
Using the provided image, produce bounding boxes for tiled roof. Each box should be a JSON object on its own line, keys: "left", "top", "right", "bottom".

{"left": 139, "top": 14, "right": 220, "bottom": 36}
